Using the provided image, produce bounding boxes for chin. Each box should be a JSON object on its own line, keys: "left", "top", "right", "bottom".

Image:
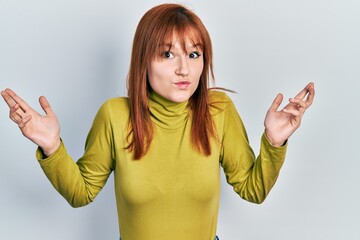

{"left": 170, "top": 94, "right": 192, "bottom": 103}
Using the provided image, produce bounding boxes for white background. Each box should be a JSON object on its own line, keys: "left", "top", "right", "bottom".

{"left": 1, "top": 0, "right": 359, "bottom": 239}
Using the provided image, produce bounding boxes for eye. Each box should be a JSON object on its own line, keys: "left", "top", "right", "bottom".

{"left": 189, "top": 51, "right": 201, "bottom": 59}
{"left": 162, "top": 51, "right": 174, "bottom": 59}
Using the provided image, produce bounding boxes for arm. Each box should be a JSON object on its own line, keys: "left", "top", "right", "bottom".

{"left": 37, "top": 101, "right": 115, "bottom": 207}
{"left": 220, "top": 83, "right": 315, "bottom": 203}
{"left": 220, "top": 96, "right": 287, "bottom": 204}
{"left": 1, "top": 89, "right": 114, "bottom": 207}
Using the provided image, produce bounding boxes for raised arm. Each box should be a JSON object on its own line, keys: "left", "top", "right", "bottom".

{"left": 2, "top": 89, "right": 115, "bottom": 207}
{"left": 1, "top": 88, "right": 61, "bottom": 156}
{"left": 219, "top": 83, "right": 315, "bottom": 203}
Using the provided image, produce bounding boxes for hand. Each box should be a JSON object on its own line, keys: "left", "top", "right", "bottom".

{"left": 264, "top": 82, "right": 315, "bottom": 147}
{"left": 1, "top": 88, "right": 61, "bottom": 156}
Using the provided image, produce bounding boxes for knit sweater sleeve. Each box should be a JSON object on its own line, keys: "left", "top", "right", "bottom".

{"left": 219, "top": 93, "right": 287, "bottom": 204}
{"left": 36, "top": 101, "right": 115, "bottom": 208}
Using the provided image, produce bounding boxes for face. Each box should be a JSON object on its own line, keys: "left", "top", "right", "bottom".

{"left": 147, "top": 35, "right": 204, "bottom": 103}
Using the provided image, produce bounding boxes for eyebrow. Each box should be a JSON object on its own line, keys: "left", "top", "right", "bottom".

{"left": 159, "top": 43, "right": 203, "bottom": 51}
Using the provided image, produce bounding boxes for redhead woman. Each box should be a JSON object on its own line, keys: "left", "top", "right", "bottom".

{"left": 1, "top": 3, "right": 314, "bottom": 240}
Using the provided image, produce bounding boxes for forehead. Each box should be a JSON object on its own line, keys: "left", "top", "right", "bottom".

{"left": 162, "top": 27, "right": 203, "bottom": 49}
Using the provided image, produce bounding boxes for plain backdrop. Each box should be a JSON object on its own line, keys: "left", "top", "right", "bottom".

{"left": 1, "top": 0, "right": 359, "bottom": 239}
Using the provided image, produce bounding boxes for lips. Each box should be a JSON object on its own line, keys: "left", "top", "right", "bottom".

{"left": 175, "top": 81, "right": 191, "bottom": 89}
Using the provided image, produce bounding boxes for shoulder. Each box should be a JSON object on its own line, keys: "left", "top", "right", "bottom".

{"left": 209, "top": 89, "right": 233, "bottom": 103}
{"left": 102, "top": 97, "right": 130, "bottom": 111}
{"left": 95, "top": 97, "right": 130, "bottom": 120}
{"left": 209, "top": 90, "right": 234, "bottom": 115}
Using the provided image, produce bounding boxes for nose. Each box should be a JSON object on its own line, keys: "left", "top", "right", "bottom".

{"left": 175, "top": 56, "right": 189, "bottom": 77}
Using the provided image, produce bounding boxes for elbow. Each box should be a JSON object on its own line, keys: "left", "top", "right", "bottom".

{"left": 67, "top": 195, "right": 93, "bottom": 208}
{"left": 238, "top": 185, "right": 268, "bottom": 204}
{"left": 69, "top": 202, "right": 88, "bottom": 208}
{"left": 243, "top": 193, "right": 267, "bottom": 204}
{"left": 249, "top": 195, "right": 267, "bottom": 204}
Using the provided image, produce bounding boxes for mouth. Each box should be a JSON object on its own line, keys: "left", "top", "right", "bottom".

{"left": 174, "top": 81, "right": 191, "bottom": 89}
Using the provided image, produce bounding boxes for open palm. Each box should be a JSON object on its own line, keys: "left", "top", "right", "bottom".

{"left": 264, "top": 83, "right": 315, "bottom": 146}
{"left": 1, "top": 89, "right": 61, "bottom": 156}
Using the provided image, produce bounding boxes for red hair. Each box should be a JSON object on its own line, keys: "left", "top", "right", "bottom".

{"left": 127, "top": 4, "right": 216, "bottom": 159}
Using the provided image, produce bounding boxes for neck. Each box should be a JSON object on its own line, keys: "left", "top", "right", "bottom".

{"left": 148, "top": 90, "right": 189, "bottom": 129}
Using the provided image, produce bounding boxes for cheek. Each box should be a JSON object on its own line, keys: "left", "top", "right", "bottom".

{"left": 149, "top": 62, "right": 173, "bottom": 80}
{"left": 148, "top": 64, "right": 161, "bottom": 87}
{"left": 194, "top": 61, "right": 204, "bottom": 81}
{"left": 148, "top": 64, "right": 173, "bottom": 93}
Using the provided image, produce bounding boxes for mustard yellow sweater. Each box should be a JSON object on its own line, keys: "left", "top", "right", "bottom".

{"left": 37, "top": 90, "right": 287, "bottom": 240}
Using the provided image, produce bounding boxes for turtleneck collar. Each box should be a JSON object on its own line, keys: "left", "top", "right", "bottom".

{"left": 148, "top": 90, "right": 190, "bottom": 129}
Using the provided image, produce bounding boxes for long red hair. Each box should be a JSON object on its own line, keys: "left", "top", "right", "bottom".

{"left": 127, "top": 3, "right": 216, "bottom": 159}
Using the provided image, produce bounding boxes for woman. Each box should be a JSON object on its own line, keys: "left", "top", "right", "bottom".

{"left": 1, "top": 3, "right": 314, "bottom": 240}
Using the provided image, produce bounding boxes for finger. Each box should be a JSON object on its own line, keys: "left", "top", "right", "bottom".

{"left": 18, "top": 115, "right": 32, "bottom": 129}
{"left": 2, "top": 88, "right": 31, "bottom": 112}
{"left": 10, "top": 112, "right": 23, "bottom": 123}
{"left": 283, "top": 108, "right": 301, "bottom": 117}
{"left": 10, "top": 103, "right": 27, "bottom": 118}
{"left": 269, "top": 93, "right": 283, "bottom": 112}
{"left": 1, "top": 90, "right": 17, "bottom": 108}
{"left": 290, "top": 98, "right": 308, "bottom": 108}
{"left": 288, "top": 98, "right": 307, "bottom": 115}
{"left": 10, "top": 112, "right": 26, "bottom": 123}
{"left": 39, "top": 96, "right": 54, "bottom": 116}
{"left": 294, "top": 82, "right": 314, "bottom": 100}
{"left": 304, "top": 83, "right": 315, "bottom": 106}
{"left": 9, "top": 110, "right": 31, "bottom": 126}
{"left": 9, "top": 104, "right": 26, "bottom": 122}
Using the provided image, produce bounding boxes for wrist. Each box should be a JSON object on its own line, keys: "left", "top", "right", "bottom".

{"left": 265, "top": 130, "right": 285, "bottom": 147}
{"left": 42, "top": 138, "right": 61, "bottom": 157}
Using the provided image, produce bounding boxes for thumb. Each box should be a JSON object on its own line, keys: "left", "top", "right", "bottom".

{"left": 39, "top": 96, "right": 54, "bottom": 116}
{"left": 269, "top": 93, "right": 283, "bottom": 112}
